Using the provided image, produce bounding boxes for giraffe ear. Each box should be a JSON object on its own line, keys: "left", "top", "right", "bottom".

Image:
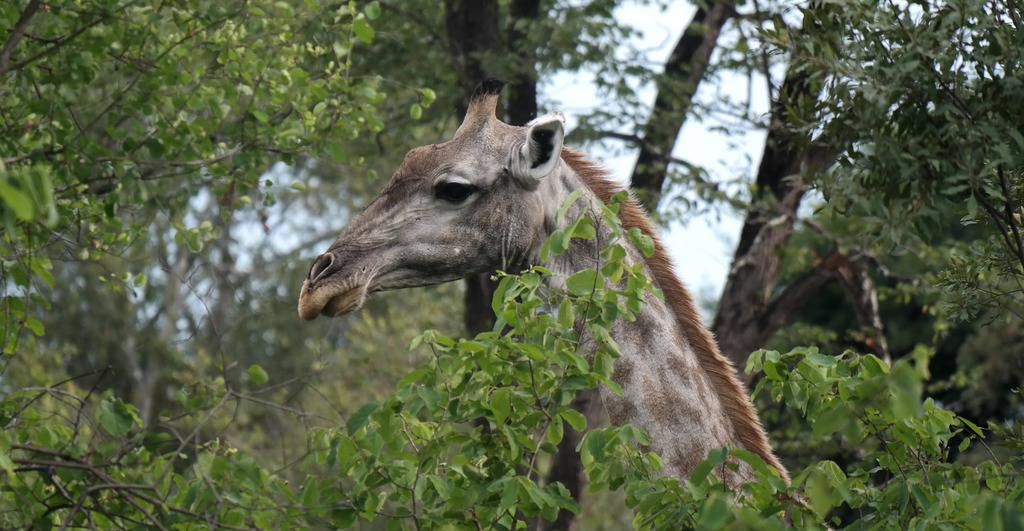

{"left": 511, "top": 112, "right": 565, "bottom": 189}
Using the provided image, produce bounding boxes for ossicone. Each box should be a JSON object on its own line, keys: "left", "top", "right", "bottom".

{"left": 470, "top": 78, "right": 507, "bottom": 101}
{"left": 456, "top": 78, "right": 508, "bottom": 135}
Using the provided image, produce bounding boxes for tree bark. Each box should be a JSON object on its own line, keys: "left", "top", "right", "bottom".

{"left": 629, "top": 2, "right": 735, "bottom": 210}
{"left": 710, "top": 64, "right": 817, "bottom": 367}
{"left": 830, "top": 252, "right": 890, "bottom": 361}
{"left": 709, "top": 7, "right": 855, "bottom": 369}
{"left": 507, "top": 0, "right": 540, "bottom": 126}
{"left": 444, "top": 0, "right": 501, "bottom": 118}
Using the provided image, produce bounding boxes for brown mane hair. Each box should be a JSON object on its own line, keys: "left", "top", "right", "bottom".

{"left": 560, "top": 148, "right": 789, "bottom": 481}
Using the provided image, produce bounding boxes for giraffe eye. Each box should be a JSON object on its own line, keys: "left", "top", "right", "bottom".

{"left": 435, "top": 181, "right": 477, "bottom": 203}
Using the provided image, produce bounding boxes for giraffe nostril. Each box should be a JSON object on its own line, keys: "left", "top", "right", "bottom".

{"left": 308, "top": 253, "right": 335, "bottom": 282}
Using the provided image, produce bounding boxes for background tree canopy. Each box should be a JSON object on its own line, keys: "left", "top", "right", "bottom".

{"left": 1, "top": 0, "right": 1022, "bottom": 529}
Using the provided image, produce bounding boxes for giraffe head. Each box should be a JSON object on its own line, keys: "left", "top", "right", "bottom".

{"left": 298, "top": 80, "right": 567, "bottom": 320}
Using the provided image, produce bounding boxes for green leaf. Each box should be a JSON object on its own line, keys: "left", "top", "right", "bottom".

{"left": 583, "top": 430, "right": 606, "bottom": 460}
{"left": 247, "top": 364, "right": 269, "bottom": 386}
{"left": 812, "top": 403, "right": 851, "bottom": 436}
{"left": 557, "top": 299, "right": 575, "bottom": 328}
{"left": 689, "top": 447, "right": 727, "bottom": 485}
{"left": 331, "top": 508, "right": 357, "bottom": 527}
{"left": 981, "top": 498, "right": 1003, "bottom": 531}
{"left": 30, "top": 259, "right": 55, "bottom": 288}
{"left": 429, "top": 475, "right": 451, "bottom": 500}
{"left": 24, "top": 317, "right": 43, "bottom": 336}
{"left": 301, "top": 478, "right": 320, "bottom": 508}
{"left": 409, "top": 103, "right": 423, "bottom": 120}
{"left": 418, "top": 87, "right": 436, "bottom": 106}
{"left": 0, "top": 449, "right": 14, "bottom": 477}
{"left": 491, "top": 275, "right": 512, "bottom": 315}
{"left": 560, "top": 409, "right": 586, "bottom": 431}
{"left": 364, "top": 1, "right": 381, "bottom": 20}
{"left": 696, "top": 493, "right": 731, "bottom": 529}
{"left": 491, "top": 388, "right": 511, "bottom": 424}
{"left": 99, "top": 397, "right": 139, "bottom": 437}
{"left": 627, "top": 227, "right": 655, "bottom": 257}
{"left": 570, "top": 217, "right": 596, "bottom": 239}
{"left": 547, "top": 229, "right": 570, "bottom": 256}
{"left": 565, "top": 269, "right": 598, "bottom": 296}
{"left": 498, "top": 476, "right": 518, "bottom": 512}
{"left": 804, "top": 462, "right": 844, "bottom": 517}
{"left": 353, "top": 18, "right": 375, "bottom": 44}
{"left": 0, "top": 180, "right": 33, "bottom": 220}
{"left": 253, "top": 510, "right": 276, "bottom": 529}
{"left": 556, "top": 189, "right": 583, "bottom": 224}
{"left": 960, "top": 416, "right": 985, "bottom": 438}
{"left": 346, "top": 402, "right": 378, "bottom": 434}
{"left": 546, "top": 417, "right": 564, "bottom": 445}
{"left": 889, "top": 362, "right": 923, "bottom": 420}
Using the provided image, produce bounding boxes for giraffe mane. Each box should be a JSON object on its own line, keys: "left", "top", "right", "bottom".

{"left": 560, "top": 148, "right": 789, "bottom": 481}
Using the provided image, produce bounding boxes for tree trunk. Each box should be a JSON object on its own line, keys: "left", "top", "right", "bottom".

{"left": 710, "top": 65, "right": 816, "bottom": 367}
{"left": 444, "top": 0, "right": 500, "bottom": 118}
{"left": 709, "top": 8, "right": 856, "bottom": 369}
{"left": 614, "top": 3, "right": 867, "bottom": 371}
{"left": 629, "top": 2, "right": 735, "bottom": 210}
{"left": 507, "top": 0, "right": 540, "bottom": 126}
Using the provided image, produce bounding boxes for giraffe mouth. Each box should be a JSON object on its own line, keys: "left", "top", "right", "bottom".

{"left": 297, "top": 280, "right": 370, "bottom": 320}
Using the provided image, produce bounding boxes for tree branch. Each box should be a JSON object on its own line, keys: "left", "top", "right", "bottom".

{"left": 832, "top": 253, "right": 890, "bottom": 361}
{"left": 0, "top": 0, "right": 41, "bottom": 75}
{"left": 711, "top": 8, "right": 841, "bottom": 368}
{"left": 629, "top": 2, "right": 735, "bottom": 209}
{"left": 758, "top": 249, "right": 890, "bottom": 362}
{"left": 595, "top": 129, "right": 737, "bottom": 207}
{"left": 0, "top": 14, "right": 108, "bottom": 76}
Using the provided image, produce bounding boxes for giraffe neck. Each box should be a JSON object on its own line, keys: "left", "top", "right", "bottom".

{"left": 530, "top": 152, "right": 786, "bottom": 486}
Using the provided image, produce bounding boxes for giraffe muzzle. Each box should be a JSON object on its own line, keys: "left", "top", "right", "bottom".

{"left": 297, "top": 251, "right": 376, "bottom": 320}
{"left": 297, "top": 279, "right": 370, "bottom": 320}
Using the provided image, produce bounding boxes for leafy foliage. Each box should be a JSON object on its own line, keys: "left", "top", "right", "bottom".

{"left": 785, "top": 1, "right": 1024, "bottom": 322}
{"left": 2, "top": 0, "right": 1024, "bottom": 529}
{"left": 0, "top": 0, "right": 399, "bottom": 352}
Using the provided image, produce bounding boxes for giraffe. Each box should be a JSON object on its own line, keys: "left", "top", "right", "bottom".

{"left": 297, "top": 79, "right": 789, "bottom": 486}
